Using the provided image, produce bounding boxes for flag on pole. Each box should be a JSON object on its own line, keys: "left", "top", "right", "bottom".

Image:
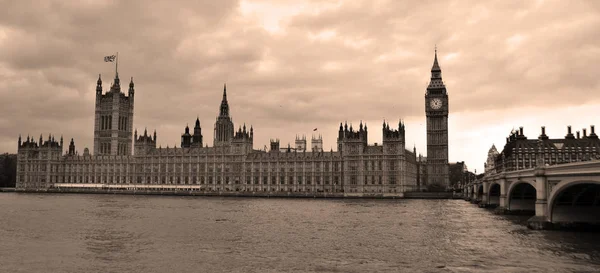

{"left": 104, "top": 55, "right": 116, "bottom": 62}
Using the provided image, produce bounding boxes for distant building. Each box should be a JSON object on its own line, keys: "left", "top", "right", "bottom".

{"left": 494, "top": 126, "right": 600, "bottom": 172}
{"left": 484, "top": 145, "right": 499, "bottom": 176}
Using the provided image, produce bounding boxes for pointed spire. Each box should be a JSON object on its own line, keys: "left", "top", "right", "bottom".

{"left": 219, "top": 83, "right": 230, "bottom": 117}
{"left": 195, "top": 117, "right": 200, "bottom": 128}
{"left": 153, "top": 130, "right": 157, "bottom": 142}
{"left": 431, "top": 46, "right": 441, "bottom": 72}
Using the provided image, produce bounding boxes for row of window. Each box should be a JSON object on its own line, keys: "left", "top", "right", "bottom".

{"left": 52, "top": 175, "right": 344, "bottom": 185}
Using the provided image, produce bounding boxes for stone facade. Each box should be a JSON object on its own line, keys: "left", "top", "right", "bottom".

{"left": 16, "top": 74, "right": 423, "bottom": 197}
{"left": 93, "top": 73, "right": 134, "bottom": 156}
{"left": 494, "top": 126, "right": 600, "bottom": 172}
{"left": 425, "top": 49, "right": 450, "bottom": 190}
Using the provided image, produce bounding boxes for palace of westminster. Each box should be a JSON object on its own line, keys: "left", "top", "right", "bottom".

{"left": 15, "top": 51, "right": 452, "bottom": 196}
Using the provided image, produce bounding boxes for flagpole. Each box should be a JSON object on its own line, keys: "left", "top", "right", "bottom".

{"left": 115, "top": 52, "right": 119, "bottom": 77}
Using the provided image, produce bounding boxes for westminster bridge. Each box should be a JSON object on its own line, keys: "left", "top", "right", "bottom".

{"left": 464, "top": 160, "right": 600, "bottom": 230}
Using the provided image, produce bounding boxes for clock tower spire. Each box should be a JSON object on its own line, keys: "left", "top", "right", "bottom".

{"left": 425, "top": 48, "right": 449, "bottom": 190}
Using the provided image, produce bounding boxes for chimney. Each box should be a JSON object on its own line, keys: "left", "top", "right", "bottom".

{"left": 519, "top": 127, "right": 523, "bottom": 136}
{"left": 583, "top": 128, "right": 587, "bottom": 138}
{"left": 576, "top": 131, "right": 580, "bottom": 139}
{"left": 592, "top": 125, "right": 596, "bottom": 135}
{"left": 541, "top": 126, "right": 546, "bottom": 135}
{"left": 568, "top": 126, "right": 572, "bottom": 135}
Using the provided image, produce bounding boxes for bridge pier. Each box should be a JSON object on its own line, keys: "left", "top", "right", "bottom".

{"left": 478, "top": 181, "right": 489, "bottom": 208}
{"left": 527, "top": 168, "right": 552, "bottom": 229}
{"left": 494, "top": 176, "right": 509, "bottom": 214}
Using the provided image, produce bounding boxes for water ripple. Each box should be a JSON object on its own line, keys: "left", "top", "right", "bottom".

{"left": 0, "top": 195, "right": 599, "bottom": 273}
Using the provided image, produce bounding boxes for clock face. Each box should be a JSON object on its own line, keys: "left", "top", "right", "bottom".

{"left": 430, "top": 98, "right": 443, "bottom": 110}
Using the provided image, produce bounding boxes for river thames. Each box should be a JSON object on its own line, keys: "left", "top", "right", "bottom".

{"left": 0, "top": 193, "right": 599, "bottom": 273}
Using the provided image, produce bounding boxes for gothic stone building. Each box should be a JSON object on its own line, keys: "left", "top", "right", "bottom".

{"left": 494, "top": 126, "right": 600, "bottom": 173}
{"left": 15, "top": 51, "right": 453, "bottom": 196}
{"left": 16, "top": 75, "right": 424, "bottom": 197}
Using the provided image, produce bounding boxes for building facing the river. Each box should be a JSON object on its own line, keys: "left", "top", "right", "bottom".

{"left": 15, "top": 76, "right": 421, "bottom": 197}
{"left": 493, "top": 126, "right": 600, "bottom": 172}
{"left": 15, "top": 51, "right": 459, "bottom": 196}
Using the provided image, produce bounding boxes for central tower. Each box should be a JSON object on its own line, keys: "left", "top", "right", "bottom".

{"left": 425, "top": 49, "right": 449, "bottom": 190}
{"left": 93, "top": 73, "right": 134, "bottom": 155}
{"left": 214, "top": 84, "right": 234, "bottom": 146}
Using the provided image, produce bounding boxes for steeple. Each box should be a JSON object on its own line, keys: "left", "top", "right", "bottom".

{"left": 427, "top": 47, "right": 445, "bottom": 90}
{"left": 195, "top": 117, "right": 200, "bottom": 129}
{"left": 219, "top": 83, "right": 229, "bottom": 117}
{"left": 431, "top": 46, "right": 441, "bottom": 73}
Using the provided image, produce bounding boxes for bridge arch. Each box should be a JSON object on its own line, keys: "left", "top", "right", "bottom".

{"left": 487, "top": 182, "right": 501, "bottom": 206}
{"left": 548, "top": 179, "right": 600, "bottom": 223}
{"left": 476, "top": 184, "right": 484, "bottom": 202}
{"left": 506, "top": 180, "right": 536, "bottom": 212}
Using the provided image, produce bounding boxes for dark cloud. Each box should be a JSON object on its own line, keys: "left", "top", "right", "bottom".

{"left": 0, "top": 0, "right": 599, "bottom": 172}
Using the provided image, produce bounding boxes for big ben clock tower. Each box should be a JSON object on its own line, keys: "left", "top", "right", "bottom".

{"left": 425, "top": 49, "right": 449, "bottom": 190}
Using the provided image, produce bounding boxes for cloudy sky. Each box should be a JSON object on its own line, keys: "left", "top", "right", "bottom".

{"left": 0, "top": 0, "right": 599, "bottom": 172}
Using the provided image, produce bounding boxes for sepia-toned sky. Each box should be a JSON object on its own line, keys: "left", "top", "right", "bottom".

{"left": 0, "top": 0, "right": 599, "bottom": 172}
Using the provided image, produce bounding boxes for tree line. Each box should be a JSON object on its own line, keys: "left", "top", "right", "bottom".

{"left": 0, "top": 154, "right": 17, "bottom": 187}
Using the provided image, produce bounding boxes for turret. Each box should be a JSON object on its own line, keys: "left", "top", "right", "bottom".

{"left": 192, "top": 117, "right": 202, "bottom": 147}
{"left": 270, "top": 139, "right": 280, "bottom": 152}
{"left": 111, "top": 72, "right": 121, "bottom": 92}
{"left": 128, "top": 77, "right": 135, "bottom": 97}
{"left": 68, "top": 138, "right": 76, "bottom": 155}
{"left": 96, "top": 74, "right": 102, "bottom": 95}
{"left": 181, "top": 124, "right": 192, "bottom": 148}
